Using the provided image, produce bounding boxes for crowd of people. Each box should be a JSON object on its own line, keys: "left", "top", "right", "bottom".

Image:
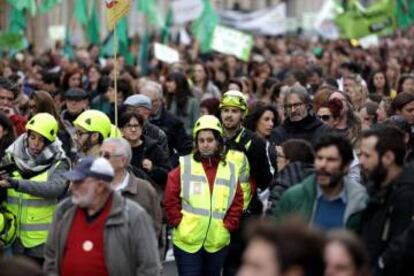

{"left": 1, "top": 24, "right": 414, "bottom": 276}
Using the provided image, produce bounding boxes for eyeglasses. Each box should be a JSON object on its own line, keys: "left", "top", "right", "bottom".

{"left": 284, "top": 102, "right": 304, "bottom": 110}
{"left": 124, "top": 124, "right": 141, "bottom": 130}
{"left": 100, "top": 151, "right": 124, "bottom": 160}
{"left": 317, "top": 114, "right": 333, "bottom": 122}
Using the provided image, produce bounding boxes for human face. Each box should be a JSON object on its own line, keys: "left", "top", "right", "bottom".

{"left": 373, "top": 73, "right": 385, "bottom": 90}
{"left": 0, "top": 88, "right": 14, "bottom": 108}
{"left": 359, "top": 136, "right": 387, "bottom": 184}
{"left": 100, "top": 143, "right": 126, "bottom": 171}
{"left": 402, "top": 78, "right": 414, "bottom": 94}
{"left": 69, "top": 73, "right": 81, "bottom": 88}
{"left": 66, "top": 98, "right": 87, "bottom": 115}
{"left": 141, "top": 88, "right": 162, "bottom": 114}
{"left": 324, "top": 241, "right": 358, "bottom": 276}
{"left": 284, "top": 94, "right": 307, "bottom": 122}
{"left": 315, "top": 146, "right": 346, "bottom": 188}
{"left": 27, "top": 131, "right": 46, "bottom": 156}
{"left": 194, "top": 64, "right": 206, "bottom": 83}
{"left": 376, "top": 100, "right": 388, "bottom": 123}
{"left": 197, "top": 130, "right": 218, "bottom": 156}
{"left": 165, "top": 80, "right": 176, "bottom": 93}
{"left": 221, "top": 107, "right": 243, "bottom": 130}
{"left": 228, "top": 83, "right": 242, "bottom": 92}
{"left": 122, "top": 117, "right": 142, "bottom": 143}
{"left": 343, "top": 78, "right": 356, "bottom": 94}
{"left": 75, "top": 127, "right": 94, "bottom": 152}
{"left": 397, "top": 101, "right": 414, "bottom": 125}
{"left": 71, "top": 177, "right": 98, "bottom": 208}
{"left": 359, "top": 108, "right": 372, "bottom": 130}
{"left": 276, "top": 146, "right": 288, "bottom": 172}
{"left": 88, "top": 67, "right": 100, "bottom": 83}
{"left": 256, "top": 110, "right": 274, "bottom": 138}
{"left": 317, "top": 107, "right": 335, "bottom": 127}
{"left": 237, "top": 238, "right": 280, "bottom": 276}
{"left": 29, "top": 99, "right": 37, "bottom": 116}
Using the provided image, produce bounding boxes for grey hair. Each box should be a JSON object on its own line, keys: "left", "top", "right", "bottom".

{"left": 141, "top": 81, "right": 163, "bottom": 99}
{"left": 103, "top": 138, "right": 132, "bottom": 165}
{"left": 284, "top": 85, "right": 311, "bottom": 106}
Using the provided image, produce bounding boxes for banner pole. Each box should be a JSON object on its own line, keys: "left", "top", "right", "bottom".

{"left": 113, "top": 23, "right": 119, "bottom": 136}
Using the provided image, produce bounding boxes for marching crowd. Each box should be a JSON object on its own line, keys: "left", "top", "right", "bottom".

{"left": 1, "top": 26, "right": 414, "bottom": 276}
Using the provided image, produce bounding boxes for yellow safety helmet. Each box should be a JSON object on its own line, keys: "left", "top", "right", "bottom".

{"left": 109, "top": 124, "right": 123, "bottom": 138}
{"left": 74, "top": 110, "right": 112, "bottom": 139}
{"left": 219, "top": 90, "right": 248, "bottom": 114}
{"left": 25, "top": 113, "right": 58, "bottom": 142}
{"left": 0, "top": 207, "right": 17, "bottom": 246}
{"left": 193, "top": 115, "right": 223, "bottom": 139}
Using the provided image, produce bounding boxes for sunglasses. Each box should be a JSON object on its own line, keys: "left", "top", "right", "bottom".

{"left": 318, "top": 114, "right": 333, "bottom": 122}
{"left": 100, "top": 151, "right": 124, "bottom": 160}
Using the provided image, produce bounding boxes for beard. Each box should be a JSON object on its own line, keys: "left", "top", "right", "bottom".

{"left": 72, "top": 187, "right": 96, "bottom": 208}
{"left": 316, "top": 169, "right": 345, "bottom": 188}
{"left": 365, "top": 161, "right": 388, "bottom": 188}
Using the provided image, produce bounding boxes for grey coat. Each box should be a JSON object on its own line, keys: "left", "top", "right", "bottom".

{"left": 43, "top": 192, "right": 160, "bottom": 276}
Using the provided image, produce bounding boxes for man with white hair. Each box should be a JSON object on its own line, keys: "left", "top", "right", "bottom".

{"left": 100, "top": 138, "right": 162, "bottom": 236}
{"left": 140, "top": 81, "right": 192, "bottom": 167}
{"left": 43, "top": 156, "right": 160, "bottom": 276}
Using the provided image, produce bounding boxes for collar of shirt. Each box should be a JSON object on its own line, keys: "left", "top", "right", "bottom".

{"left": 316, "top": 184, "right": 347, "bottom": 204}
{"left": 114, "top": 172, "right": 130, "bottom": 192}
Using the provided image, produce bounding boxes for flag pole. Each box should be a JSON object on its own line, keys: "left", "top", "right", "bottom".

{"left": 113, "top": 23, "right": 119, "bottom": 135}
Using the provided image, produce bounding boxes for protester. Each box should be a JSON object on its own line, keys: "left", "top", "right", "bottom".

{"left": 0, "top": 113, "right": 70, "bottom": 264}
{"left": 164, "top": 115, "right": 243, "bottom": 276}
{"left": 272, "top": 134, "right": 367, "bottom": 230}
{"left": 244, "top": 103, "right": 279, "bottom": 140}
{"left": 0, "top": 77, "right": 26, "bottom": 135}
{"left": 0, "top": 111, "right": 15, "bottom": 158}
{"left": 43, "top": 156, "right": 160, "bottom": 275}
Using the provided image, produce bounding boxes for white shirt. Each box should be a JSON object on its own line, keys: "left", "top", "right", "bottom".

{"left": 113, "top": 172, "right": 130, "bottom": 192}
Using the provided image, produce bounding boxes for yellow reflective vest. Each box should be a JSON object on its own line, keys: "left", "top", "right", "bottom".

{"left": 173, "top": 155, "right": 238, "bottom": 253}
{"left": 226, "top": 149, "right": 251, "bottom": 210}
{"left": 7, "top": 163, "right": 60, "bottom": 248}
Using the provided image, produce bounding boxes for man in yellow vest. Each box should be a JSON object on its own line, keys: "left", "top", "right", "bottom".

{"left": 0, "top": 113, "right": 70, "bottom": 264}
{"left": 164, "top": 115, "right": 244, "bottom": 276}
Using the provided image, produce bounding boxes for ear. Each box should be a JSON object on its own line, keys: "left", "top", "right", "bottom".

{"left": 91, "top": 132, "right": 100, "bottom": 143}
{"left": 382, "top": 150, "right": 395, "bottom": 167}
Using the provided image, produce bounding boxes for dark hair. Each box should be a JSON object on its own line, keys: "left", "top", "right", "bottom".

{"left": 244, "top": 103, "right": 279, "bottom": 135}
{"left": 314, "top": 134, "right": 354, "bottom": 167}
{"left": 281, "top": 139, "right": 314, "bottom": 164}
{"left": 391, "top": 92, "right": 414, "bottom": 113}
{"left": 362, "top": 125, "right": 406, "bottom": 166}
{"left": 61, "top": 68, "right": 83, "bottom": 91}
{"left": 397, "top": 74, "right": 414, "bottom": 94}
{"left": 367, "top": 70, "right": 391, "bottom": 97}
{"left": 367, "top": 93, "right": 383, "bottom": 104}
{"left": 30, "top": 90, "right": 67, "bottom": 131}
{"left": 0, "top": 111, "right": 15, "bottom": 156}
{"left": 307, "top": 65, "right": 323, "bottom": 78}
{"left": 227, "top": 78, "right": 243, "bottom": 91}
{"left": 192, "top": 61, "right": 212, "bottom": 90}
{"left": 318, "top": 97, "right": 343, "bottom": 119}
{"left": 200, "top": 97, "right": 220, "bottom": 116}
{"left": 245, "top": 218, "right": 325, "bottom": 276}
{"left": 119, "top": 110, "right": 144, "bottom": 128}
{"left": 165, "top": 72, "right": 193, "bottom": 116}
{"left": 326, "top": 230, "right": 370, "bottom": 276}
{"left": 108, "top": 78, "right": 132, "bottom": 98}
{"left": 0, "top": 77, "right": 18, "bottom": 99}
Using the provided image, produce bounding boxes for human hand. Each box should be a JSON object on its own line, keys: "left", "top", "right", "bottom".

{"left": 142, "top": 159, "right": 153, "bottom": 171}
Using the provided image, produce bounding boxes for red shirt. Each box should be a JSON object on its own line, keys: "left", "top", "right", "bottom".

{"left": 164, "top": 156, "right": 244, "bottom": 231}
{"left": 61, "top": 195, "right": 113, "bottom": 276}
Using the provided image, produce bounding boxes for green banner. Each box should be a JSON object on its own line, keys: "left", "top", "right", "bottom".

{"left": 396, "top": 0, "right": 414, "bottom": 29}
{"left": 0, "top": 32, "right": 25, "bottom": 50}
{"left": 335, "top": 0, "right": 396, "bottom": 39}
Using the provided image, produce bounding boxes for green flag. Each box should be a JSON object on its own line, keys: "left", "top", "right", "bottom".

{"left": 38, "top": 0, "right": 61, "bottom": 14}
{"left": 8, "top": 5, "right": 27, "bottom": 34}
{"left": 191, "top": 0, "right": 219, "bottom": 53}
{"left": 334, "top": 0, "right": 396, "bottom": 39}
{"left": 0, "top": 32, "right": 25, "bottom": 50}
{"left": 86, "top": 0, "right": 100, "bottom": 45}
{"left": 101, "top": 17, "right": 133, "bottom": 65}
{"left": 74, "top": 0, "right": 88, "bottom": 26}
{"left": 12, "top": 0, "right": 37, "bottom": 16}
{"left": 64, "top": 27, "right": 75, "bottom": 60}
{"left": 161, "top": 8, "right": 173, "bottom": 44}
{"left": 396, "top": 0, "right": 414, "bottom": 29}
{"left": 137, "top": 0, "right": 162, "bottom": 28}
{"left": 139, "top": 32, "right": 150, "bottom": 75}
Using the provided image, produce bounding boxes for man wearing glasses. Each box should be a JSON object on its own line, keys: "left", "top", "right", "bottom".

{"left": 270, "top": 85, "right": 330, "bottom": 146}
{"left": 0, "top": 77, "right": 27, "bottom": 135}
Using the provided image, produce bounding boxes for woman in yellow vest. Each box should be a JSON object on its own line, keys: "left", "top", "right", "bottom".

{"left": 164, "top": 115, "right": 244, "bottom": 276}
{"left": 0, "top": 113, "right": 70, "bottom": 264}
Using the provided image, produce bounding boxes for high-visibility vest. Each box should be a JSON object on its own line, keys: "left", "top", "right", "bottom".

{"left": 7, "top": 163, "right": 60, "bottom": 248}
{"left": 173, "top": 154, "right": 238, "bottom": 253}
{"left": 226, "top": 149, "right": 251, "bottom": 210}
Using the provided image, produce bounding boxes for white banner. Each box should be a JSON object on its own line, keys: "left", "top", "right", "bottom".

{"left": 211, "top": 26, "right": 253, "bottom": 62}
{"left": 219, "top": 3, "right": 287, "bottom": 35}
{"left": 154, "top": 43, "right": 180, "bottom": 64}
{"left": 313, "top": 0, "right": 340, "bottom": 40}
{"left": 172, "top": 0, "right": 203, "bottom": 25}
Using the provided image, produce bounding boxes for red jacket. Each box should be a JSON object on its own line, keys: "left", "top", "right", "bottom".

{"left": 164, "top": 156, "right": 244, "bottom": 232}
{"left": 10, "top": 114, "right": 26, "bottom": 136}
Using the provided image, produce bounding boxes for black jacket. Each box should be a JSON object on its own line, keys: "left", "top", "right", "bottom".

{"left": 130, "top": 136, "right": 171, "bottom": 193}
{"left": 142, "top": 121, "right": 169, "bottom": 158}
{"left": 270, "top": 114, "right": 331, "bottom": 145}
{"left": 267, "top": 161, "right": 314, "bottom": 215}
{"left": 149, "top": 107, "right": 192, "bottom": 167}
{"left": 360, "top": 164, "right": 414, "bottom": 266}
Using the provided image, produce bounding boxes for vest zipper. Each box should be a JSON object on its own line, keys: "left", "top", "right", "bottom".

{"left": 201, "top": 189, "right": 213, "bottom": 248}
{"left": 17, "top": 192, "right": 22, "bottom": 236}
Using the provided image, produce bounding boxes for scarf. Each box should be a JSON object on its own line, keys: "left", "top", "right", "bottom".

{"left": 5, "top": 134, "right": 67, "bottom": 175}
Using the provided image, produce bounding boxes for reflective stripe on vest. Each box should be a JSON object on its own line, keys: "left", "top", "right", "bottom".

{"left": 173, "top": 154, "right": 237, "bottom": 253}
{"left": 7, "top": 162, "right": 60, "bottom": 248}
{"left": 227, "top": 149, "right": 251, "bottom": 210}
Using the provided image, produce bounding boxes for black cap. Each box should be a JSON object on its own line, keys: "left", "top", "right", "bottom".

{"left": 65, "top": 88, "right": 87, "bottom": 99}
